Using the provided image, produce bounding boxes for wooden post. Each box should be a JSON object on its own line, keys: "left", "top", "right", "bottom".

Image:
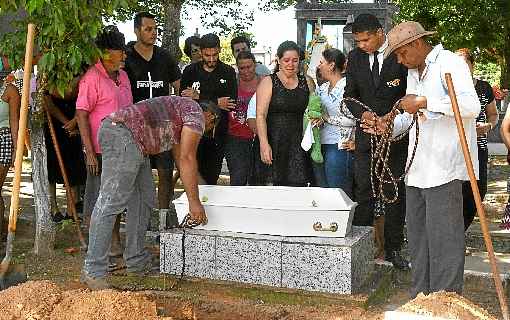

{"left": 8, "top": 23, "right": 35, "bottom": 233}
{"left": 445, "top": 73, "right": 509, "bottom": 320}
{"left": 0, "top": 23, "right": 36, "bottom": 281}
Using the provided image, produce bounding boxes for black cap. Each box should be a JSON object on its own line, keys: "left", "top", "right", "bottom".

{"left": 96, "top": 25, "right": 126, "bottom": 51}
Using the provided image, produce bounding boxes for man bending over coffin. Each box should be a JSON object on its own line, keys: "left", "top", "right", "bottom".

{"left": 81, "top": 96, "right": 207, "bottom": 290}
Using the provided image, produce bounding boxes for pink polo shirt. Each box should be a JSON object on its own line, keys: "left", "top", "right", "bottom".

{"left": 76, "top": 61, "right": 132, "bottom": 153}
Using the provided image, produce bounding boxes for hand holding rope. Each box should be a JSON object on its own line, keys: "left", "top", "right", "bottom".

{"left": 338, "top": 97, "right": 420, "bottom": 205}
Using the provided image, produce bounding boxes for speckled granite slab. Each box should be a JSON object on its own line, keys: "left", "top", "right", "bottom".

{"left": 160, "top": 226, "right": 373, "bottom": 294}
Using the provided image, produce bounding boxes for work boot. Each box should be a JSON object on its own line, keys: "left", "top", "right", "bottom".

{"left": 80, "top": 272, "right": 111, "bottom": 290}
{"left": 385, "top": 250, "right": 410, "bottom": 270}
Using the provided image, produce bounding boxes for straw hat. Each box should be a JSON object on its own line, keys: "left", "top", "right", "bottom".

{"left": 385, "top": 21, "right": 436, "bottom": 58}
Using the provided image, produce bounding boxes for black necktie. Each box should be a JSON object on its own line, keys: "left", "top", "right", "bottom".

{"left": 372, "top": 50, "right": 380, "bottom": 88}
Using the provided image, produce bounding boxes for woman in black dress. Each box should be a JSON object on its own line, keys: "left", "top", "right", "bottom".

{"left": 45, "top": 79, "right": 87, "bottom": 222}
{"left": 256, "top": 41, "right": 311, "bottom": 186}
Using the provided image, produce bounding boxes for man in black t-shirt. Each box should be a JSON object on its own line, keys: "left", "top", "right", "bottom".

{"left": 180, "top": 33, "right": 237, "bottom": 185}
{"left": 124, "top": 12, "right": 182, "bottom": 229}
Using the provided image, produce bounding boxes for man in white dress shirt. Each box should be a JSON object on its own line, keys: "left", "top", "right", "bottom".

{"left": 381, "top": 21, "right": 481, "bottom": 297}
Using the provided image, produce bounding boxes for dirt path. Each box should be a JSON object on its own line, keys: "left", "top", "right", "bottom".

{"left": 0, "top": 157, "right": 508, "bottom": 319}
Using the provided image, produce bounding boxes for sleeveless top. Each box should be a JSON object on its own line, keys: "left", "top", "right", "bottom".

{"left": 0, "top": 84, "right": 10, "bottom": 128}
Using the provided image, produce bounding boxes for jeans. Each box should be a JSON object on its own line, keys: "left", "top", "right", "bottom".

{"left": 321, "top": 144, "right": 354, "bottom": 198}
{"left": 83, "top": 120, "right": 156, "bottom": 278}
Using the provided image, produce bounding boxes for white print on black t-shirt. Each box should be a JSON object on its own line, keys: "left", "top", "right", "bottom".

{"left": 137, "top": 80, "right": 164, "bottom": 89}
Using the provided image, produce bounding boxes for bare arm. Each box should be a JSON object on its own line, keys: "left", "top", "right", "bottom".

{"left": 3, "top": 84, "right": 20, "bottom": 153}
{"left": 477, "top": 99, "right": 498, "bottom": 136}
{"left": 486, "top": 100, "right": 499, "bottom": 128}
{"left": 171, "top": 126, "right": 206, "bottom": 224}
{"left": 76, "top": 109, "right": 99, "bottom": 175}
{"left": 256, "top": 76, "right": 273, "bottom": 164}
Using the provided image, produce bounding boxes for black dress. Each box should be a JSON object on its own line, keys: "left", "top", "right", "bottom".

{"left": 44, "top": 96, "right": 86, "bottom": 187}
{"left": 266, "top": 73, "right": 310, "bottom": 186}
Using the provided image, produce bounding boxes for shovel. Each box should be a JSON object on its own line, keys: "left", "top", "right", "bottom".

{"left": 446, "top": 73, "right": 509, "bottom": 320}
{"left": 0, "top": 23, "right": 35, "bottom": 289}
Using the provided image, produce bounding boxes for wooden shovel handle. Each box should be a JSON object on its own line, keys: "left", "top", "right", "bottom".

{"left": 8, "top": 23, "right": 35, "bottom": 233}
{"left": 445, "top": 73, "right": 509, "bottom": 320}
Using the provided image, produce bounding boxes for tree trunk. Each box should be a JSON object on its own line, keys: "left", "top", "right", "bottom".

{"left": 30, "top": 86, "right": 55, "bottom": 256}
{"left": 161, "top": 0, "right": 183, "bottom": 62}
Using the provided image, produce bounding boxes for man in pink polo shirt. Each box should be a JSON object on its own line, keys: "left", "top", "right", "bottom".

{"left": 76, "top": 26, "right": 132, "bottom": 266}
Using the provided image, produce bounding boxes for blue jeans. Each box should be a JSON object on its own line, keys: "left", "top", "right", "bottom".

{"left": 83, "top": 120, "right": 156, "bottom": 278}
{"left": 320, "top": 144, "right": 354, "bottom": 198}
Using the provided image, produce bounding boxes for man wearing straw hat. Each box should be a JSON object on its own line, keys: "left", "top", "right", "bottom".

{"left": 376, "top": 21, "right": 481, "bottom": 297}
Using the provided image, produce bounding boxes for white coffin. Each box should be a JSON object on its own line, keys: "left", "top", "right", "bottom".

{"left": 173, "top": 185, "right": 357, "bottom": 238}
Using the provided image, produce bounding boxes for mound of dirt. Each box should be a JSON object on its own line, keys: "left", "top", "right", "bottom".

{"left": 0, "top": 280, "right": 62, "bottom": 319}
{"left": 49, "top": 289, "right": 160, "bottom": 320}
{"left": 0, "top": 280, "right": 170, "bottom": 320}
{"left": 398, "top": 291, "right": 497, "bottom": 320}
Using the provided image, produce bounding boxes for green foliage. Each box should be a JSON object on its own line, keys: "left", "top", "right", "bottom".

{"left": 219, "top": 37, "right": 235, "bottom": 66}
{"left": 0, "top": 0, "right": 133, "bottom": 96}
{"left": 474, "top": 62, "right": 501, "bottom": 86}
{"left": 393, "top": 0, "right": 510, "bottom": 87}
{"left": 122, "top": 0, "right": 255, "bottom": 37}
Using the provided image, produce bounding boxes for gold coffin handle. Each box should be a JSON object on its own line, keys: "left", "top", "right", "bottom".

{"left": 313, "top": 222, "right": 338, "bottom": 232}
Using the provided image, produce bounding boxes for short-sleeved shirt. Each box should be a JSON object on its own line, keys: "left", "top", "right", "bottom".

{"left": 76, "top": 61, "right": 133, "bottom": 153}
{"left": 124, "top": 44, "right": 181, "bottom": 103}
{"left": 109, "top": 96, "right": 205, "bottom": 155}
{"left": 474, "top": 79, "right": 495, "bottom": 150}
{"left": 180, "top": 61, "right": 237, "bottom": 141}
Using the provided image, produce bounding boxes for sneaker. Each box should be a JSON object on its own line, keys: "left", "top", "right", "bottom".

{"left": 80, "top": 272, "right": 111, "bottom": 290}
{"left": 385, "top": 250, "right": 410, "bottom": 271}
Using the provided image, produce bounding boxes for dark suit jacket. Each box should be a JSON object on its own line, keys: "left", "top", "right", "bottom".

{"left": 344, "top": 47, "right": 408, "bottom": 153}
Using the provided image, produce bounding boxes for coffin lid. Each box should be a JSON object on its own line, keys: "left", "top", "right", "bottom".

{"left": 174, "top": 185, "right": 356, "bottom": 211}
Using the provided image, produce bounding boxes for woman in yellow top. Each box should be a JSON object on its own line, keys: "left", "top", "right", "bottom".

{"left": 0, "top": 76, "right": 20, "bottom": 240}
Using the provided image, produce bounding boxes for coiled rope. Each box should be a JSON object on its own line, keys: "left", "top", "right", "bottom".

{"left": 338, "top": 97, "right": 420, "bottom": 207}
